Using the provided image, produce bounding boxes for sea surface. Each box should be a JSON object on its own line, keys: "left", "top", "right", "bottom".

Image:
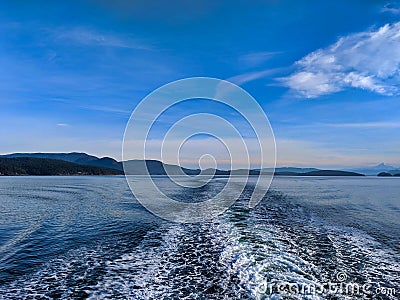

{"left": 0, "top": 176, "right": 399, "bottom": 299}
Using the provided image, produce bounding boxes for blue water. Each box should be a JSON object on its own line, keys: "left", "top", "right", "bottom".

{"left": 0, "top": 176, "right": 399, "bottom": 299}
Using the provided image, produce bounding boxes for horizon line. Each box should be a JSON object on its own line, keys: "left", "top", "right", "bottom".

{"left": 0, "top": 151, "right": 399, "bottom": 170}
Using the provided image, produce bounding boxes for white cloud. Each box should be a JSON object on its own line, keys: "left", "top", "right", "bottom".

{"left": 282, "top": 71, "right": 340, "bottom": 98}
{"left": 56, "top": 123, "right": 69, "bottom": 127}
{"left": 280, "top": 22, "right": 400, "bottom": 98}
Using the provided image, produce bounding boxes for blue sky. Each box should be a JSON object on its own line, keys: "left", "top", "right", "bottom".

{"left": 1, "top": 0, "right": 400, "bottom": 168}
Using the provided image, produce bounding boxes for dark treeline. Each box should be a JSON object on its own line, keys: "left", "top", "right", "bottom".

{"left": 0, "top": 157, "right": 123, "bottom": 176}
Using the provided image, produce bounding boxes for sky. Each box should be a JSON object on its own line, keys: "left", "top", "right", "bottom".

{"left": 1, "top": 0, "right": 400, "bottom": 168}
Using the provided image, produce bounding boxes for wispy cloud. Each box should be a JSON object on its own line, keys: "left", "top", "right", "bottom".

{"left": 382, "top": 2, "right": 400, "bottom": 14}
{"left": 227, "top": 68, "right": 280, "bottom": 86}
{"left": 239, "top": 51, "right": 282, "bottom": 67}
{"left": 56, "top": 123, "right": 69, "bottom": 127}
{"left": 79, "top": 104, "right": 131, "bottom": 115}
{"left": 213, "top": 69, "right": 282, "bottom": 100}
{"left": 56, "top": 27, "right": 150, "bottom": 50}
{"left": 327, "top": 121, "right": 400, "bottom": 128}
{"left": 280, "top": 22, "right": 400, "bottom": 98}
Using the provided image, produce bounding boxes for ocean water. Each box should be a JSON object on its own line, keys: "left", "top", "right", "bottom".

{"left": 0, "top": 176, "right": 399, "bottom": 299}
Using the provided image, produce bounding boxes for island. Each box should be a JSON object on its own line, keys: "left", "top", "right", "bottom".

{"left": 377, "top": 172, "right": 393, "bottom": 177}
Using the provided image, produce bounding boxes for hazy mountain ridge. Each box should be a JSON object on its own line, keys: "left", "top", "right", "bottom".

{"left": 260, "top": 167, "right": 320, "bottom": 173}
{"left": 0, "top": 152, "right": 374, "bottom": 176}
{"left": 2, "top": 152, "right": 99, "bottom": 163}
{"left": 348, "top": 163, "right": 400, "bottom": 176}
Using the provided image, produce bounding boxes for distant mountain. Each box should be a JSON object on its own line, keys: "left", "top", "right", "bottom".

{"left": 0, "top": 152, "right": 124, "bottom": 171}
{"left": 374, "top": 163, "right": 396, "bottom": 170}
{"left": 1, "top": 152, "right": 99, "bottom": 164}
{"left": 123, "top": 160, "right": 199, "bottom": 175}
{"left": 273, "top": 171, "right": 303, "bottom": 176}
{"left": 84, "top": 157, "right": 123, "bottom": 171}
{"left": 0, "top": 154, "right": 200, "bottom": 176}
{"left": 261, "top": 167, "right": 320, "bottom": 173}
{"left": 349, "top": 163, "right": 397, "bottom": 176}
{"left": 0, "top": 157, "right": 123, "bottom": 176}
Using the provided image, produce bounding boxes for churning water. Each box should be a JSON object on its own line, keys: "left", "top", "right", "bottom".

{"left": 0, "top": 176, "right": 399, "bottom": 299}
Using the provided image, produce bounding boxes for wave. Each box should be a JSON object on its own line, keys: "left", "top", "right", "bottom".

{"left": 0, "top": 184, "right": 399, "bottom": 299}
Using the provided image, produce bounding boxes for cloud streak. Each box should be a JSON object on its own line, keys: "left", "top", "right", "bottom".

{"left": 239, "top": 51, "right": 282, "bottom": 67}
{"left": 326, "top": 121, "right": 400, "bottom": 128}
{"left": 280, "top": 22, "right": 400, "bottom": 98}
{"left": 227, "top": 68, "right": 280, "bottom": 86}
{"left": 56, "top": 27, "right": 150, "bottom": 50}
{"left": 382, "top": 3, "right": 400, "bottom": 14}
